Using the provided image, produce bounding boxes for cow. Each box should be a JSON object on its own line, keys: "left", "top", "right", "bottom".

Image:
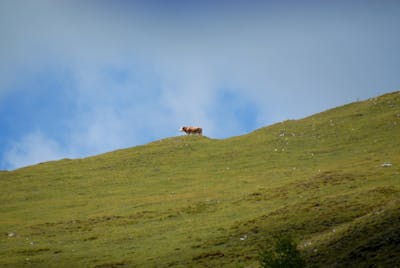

{"left": 179, "top": 126, "right": 203, "bottom": 135}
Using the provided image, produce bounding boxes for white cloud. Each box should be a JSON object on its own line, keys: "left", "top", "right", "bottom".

{"left": 2, "top": 131, "right": 67, "bottom": 170}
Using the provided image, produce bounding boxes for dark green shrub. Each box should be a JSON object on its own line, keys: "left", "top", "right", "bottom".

{"left": 259, "top": 235, "right": 306, "bottom": 268}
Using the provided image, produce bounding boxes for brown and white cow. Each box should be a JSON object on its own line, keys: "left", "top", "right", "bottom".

{"left": 179, "top": 126, "right": 203, "bottom": 135}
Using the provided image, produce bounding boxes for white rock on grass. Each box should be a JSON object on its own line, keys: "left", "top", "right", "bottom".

{"left": 7, "top": 232, "right": 16, "bottom": 237}
{"left": 381, "top": 162, "right": 393, "bottom": 167}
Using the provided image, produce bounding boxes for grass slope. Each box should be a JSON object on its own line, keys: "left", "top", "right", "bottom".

{"left": 1, "top": 91, "right": 399, "bottom": 267}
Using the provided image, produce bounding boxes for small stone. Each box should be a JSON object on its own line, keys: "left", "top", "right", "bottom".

{"left": 381, "top": 163, "right": 392, "bottom": 167}
{"left": 7, "top": 232, "right": 16, "bottom": 238}
{"left": 304, "top": 241, "right": 312, "bottom": 247}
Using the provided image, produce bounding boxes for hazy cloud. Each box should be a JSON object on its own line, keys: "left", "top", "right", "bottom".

{"left": 2, "top": 131, "right": 66, "bottom": 169}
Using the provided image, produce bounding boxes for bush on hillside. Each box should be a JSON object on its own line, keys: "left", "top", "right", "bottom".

{"left": 259, "top": 235, "right": 306, "bottom": 268}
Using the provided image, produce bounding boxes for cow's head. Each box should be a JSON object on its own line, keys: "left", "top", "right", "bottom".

{"left": 179, "top": 126, "right": 185, "bottom": 132}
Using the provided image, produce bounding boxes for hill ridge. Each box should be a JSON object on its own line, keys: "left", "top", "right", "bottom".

{"left": 11, "top": 90, "right": 400, "bottom": 171}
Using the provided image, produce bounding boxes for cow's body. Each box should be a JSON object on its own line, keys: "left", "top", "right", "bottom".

{"left": 180, "top": 126, "right": 203, "bottom": 135}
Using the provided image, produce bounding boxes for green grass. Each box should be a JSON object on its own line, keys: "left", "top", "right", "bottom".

{"left": 1, "top": 91, "right": 399, "bottom": 267}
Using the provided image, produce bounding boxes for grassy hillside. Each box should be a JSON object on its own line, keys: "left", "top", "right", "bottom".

{"left": 1, "top": 91, "right": 399, "bottom": 267}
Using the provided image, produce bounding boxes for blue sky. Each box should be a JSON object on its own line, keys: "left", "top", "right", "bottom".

{"left": 0, "top": 0, "right": 399, "bottom": 170}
